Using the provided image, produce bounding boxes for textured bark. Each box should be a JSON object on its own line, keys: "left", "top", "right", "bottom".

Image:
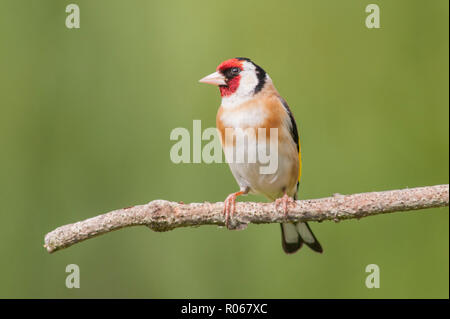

{"left": 44, "top": 184, "right": 449, "bottom": 253}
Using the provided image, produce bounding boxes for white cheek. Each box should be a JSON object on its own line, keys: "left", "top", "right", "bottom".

{"left": 237, "top": 72, "right": 258, "bottom": 94}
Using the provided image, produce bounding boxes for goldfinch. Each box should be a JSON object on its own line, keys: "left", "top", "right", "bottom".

{"left": 199, "top": 57, "right": 322, "bottom": 254}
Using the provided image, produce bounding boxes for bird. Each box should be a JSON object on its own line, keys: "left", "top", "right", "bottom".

{"left": 199, "top": 57, "right": 322, "bottom": 254}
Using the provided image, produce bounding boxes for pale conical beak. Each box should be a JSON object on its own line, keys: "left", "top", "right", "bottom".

{"left": 199, "top": 71, "right": 227, "bottom": 86}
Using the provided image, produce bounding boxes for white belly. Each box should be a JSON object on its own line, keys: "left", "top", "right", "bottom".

{"left": 223, "top": 138, "right": 298, "bottom": 200}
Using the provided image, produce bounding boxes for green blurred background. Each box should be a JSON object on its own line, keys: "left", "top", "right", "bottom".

{"left": 0, "top": 0, "right": 448, "bottom": 298}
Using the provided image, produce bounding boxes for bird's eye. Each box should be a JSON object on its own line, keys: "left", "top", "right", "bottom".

{"left": 231, "top": 67, "right": 241, "bottom": 75}
{"left": 223, "top": 67, "right": 241, "bottom": 79}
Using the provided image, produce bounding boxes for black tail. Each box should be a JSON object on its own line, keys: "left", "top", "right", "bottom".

{"left": 280, "top": 222, "right": 323, "bottom": 254}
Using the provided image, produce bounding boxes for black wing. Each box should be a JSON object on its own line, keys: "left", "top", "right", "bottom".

{"left": 278, "top": 96, "right": 299, "bottom": 153}
{"left": 279, "top": 96, "right": 301, "bottom": 197}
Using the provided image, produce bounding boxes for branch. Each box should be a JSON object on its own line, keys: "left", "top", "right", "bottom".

{"left": 44, "top": 184, "right": 449, "bottom": 253}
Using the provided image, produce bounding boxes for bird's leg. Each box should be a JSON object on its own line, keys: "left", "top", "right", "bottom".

{"left": 223, "top": 190, "right": 246, "bottom": 228}
{"left": 275, "top": 193, "right": 295, "bottom": 217}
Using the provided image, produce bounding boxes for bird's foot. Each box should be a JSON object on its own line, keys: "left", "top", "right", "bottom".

{"left": 223, "top": 191, "right": 244, "bottom": 228}
{"left": 275, "top": 193, "right": 294, "bottom": 217}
